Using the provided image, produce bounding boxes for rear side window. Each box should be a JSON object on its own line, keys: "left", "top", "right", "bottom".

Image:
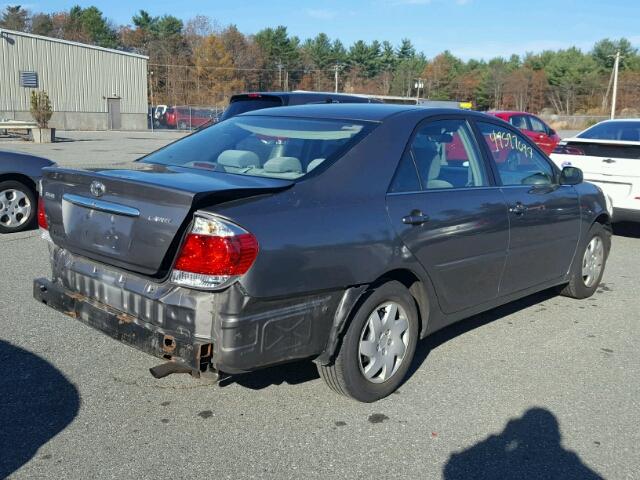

{"left": 389, "top": 119, "right": 488, "bottom": 192}
{"left": 509, "top": 115, "right": 528, "bottom": 130}
{"left": 220, "top": 97, "right": 283, "bottom": 121}
{"left": 477, "top": 122, "right": 555, "bottom": 186}
{"left": 413, "top": 119, "right": 488, "bottom": 190}
{"left": 389, "top": 152, "right": 421, "bottom": 193}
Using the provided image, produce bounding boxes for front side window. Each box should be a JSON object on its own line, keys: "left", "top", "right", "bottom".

{"left": 142, "top": 116, "right": 374, "bottom": 180}
{"left": 477, "top": 121, "right": 555, "bottom": 186}
{"left": 529, "top": 116, "right": 549, "bottom": 134}
{"left": 410, "top": 119, "right": 488, "bottom": 190}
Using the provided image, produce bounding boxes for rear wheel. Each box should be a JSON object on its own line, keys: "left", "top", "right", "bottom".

{"left": 0, "top": 180, "right": 36, "bottom": 234}
{"left": 559, "top": 222, "right": 610, "bottom": 299}
{"left": 319, "top": 281, "right": 418, "bottom": 402}
{"left": 178, "top": 120, "right": 189, "bottom": 130}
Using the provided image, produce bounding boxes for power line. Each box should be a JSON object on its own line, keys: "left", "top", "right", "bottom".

{"left": 148, "top": 62, "right": 341, "bottom": 74}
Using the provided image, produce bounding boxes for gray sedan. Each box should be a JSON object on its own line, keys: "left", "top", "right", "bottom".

{"left": 34, "top": 104, "right": 610, "bottom": 401}
{"left": 0, "top": 150, "right": 55, "bottom": 233}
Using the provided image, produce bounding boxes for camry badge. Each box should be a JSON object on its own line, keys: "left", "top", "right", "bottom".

{"left": 90, "top": 181, "right": 106, "bottom": 197}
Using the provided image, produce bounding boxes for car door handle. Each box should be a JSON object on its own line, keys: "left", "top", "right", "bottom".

{"left": 402, "top": 211, "right": 430, "bottom": 225}
{"left": 509, "top": 202, "right": 527, "bottom": 215}
{"left": 602, "top": 158, "right": 616, "bottom": 164}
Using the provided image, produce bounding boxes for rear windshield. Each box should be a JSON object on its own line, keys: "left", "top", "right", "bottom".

{"left": 141, "top": 115, "right": 374, "bottom": 180}
{"left": 578, "top": 121, "right": 640, "bottom": 141}
{"left": 219, "top": 97, "right": 283, "bottom": 121}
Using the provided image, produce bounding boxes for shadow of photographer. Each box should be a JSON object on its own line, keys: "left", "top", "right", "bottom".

{"left": 443, "top": 408, "right": 603, "bottom": 480}
{"left": 0, "top": 340, "right": 80, "bottom": 478}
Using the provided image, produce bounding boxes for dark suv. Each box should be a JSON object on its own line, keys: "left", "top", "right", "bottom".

{"left": 217, "top": 91, "right": 379, "bottom": 122}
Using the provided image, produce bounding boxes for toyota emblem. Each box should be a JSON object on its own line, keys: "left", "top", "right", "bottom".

{"left": 90, "top": 181, "right": 106, "bottom": 197}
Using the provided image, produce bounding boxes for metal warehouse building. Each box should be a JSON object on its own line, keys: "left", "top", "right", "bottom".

{"left": 0, "top": 29, "right": 148, "bottom": 130}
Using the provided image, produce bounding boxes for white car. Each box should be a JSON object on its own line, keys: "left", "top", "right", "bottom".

{"left": 550, "top": 119, "right": 640, "bottom": 222}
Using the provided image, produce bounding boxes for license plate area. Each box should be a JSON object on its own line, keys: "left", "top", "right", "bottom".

{"left": 62, "top": 196, "right": 136, "bottom": 256}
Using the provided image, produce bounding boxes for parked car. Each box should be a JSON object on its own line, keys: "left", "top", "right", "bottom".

{"left": 165, "top": 107, "right": 217, "bottom": 130}
{"left": 0, "top": 150, "right": 55, "bottom": 233}
{"left": 488, "top": 111, "right": 561, "bottom": 155}
{"left": 34, "top": 105, "right": 610, "bottom": 402}
{"left": 217, "top": 91, "right": 380, "bottom": 122}
{"left": 153, "top": 104, "right": 168, "bottom": 127}
{"left": 550, "top": 119, "right": 640, "bottom": 222}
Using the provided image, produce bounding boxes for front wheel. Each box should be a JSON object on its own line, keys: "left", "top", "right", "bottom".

{"left": 559, "top": 222, "right": 610, "bottom": 299}
{"left": 319, "top": 281, "right": 419, "bottom": 402}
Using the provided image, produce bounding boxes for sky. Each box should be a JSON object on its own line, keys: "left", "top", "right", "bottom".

{"left": 11, "top": 0, "right": 640, "bottom": 59}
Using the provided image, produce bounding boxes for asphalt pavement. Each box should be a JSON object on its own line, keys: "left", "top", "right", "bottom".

{"left": 1, "top": 131, "right": 639, "bottom": 479}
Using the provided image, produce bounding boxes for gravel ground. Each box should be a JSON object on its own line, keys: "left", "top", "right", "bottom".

{"left": 1, "top": 130, "right": 639, "bottom": 479}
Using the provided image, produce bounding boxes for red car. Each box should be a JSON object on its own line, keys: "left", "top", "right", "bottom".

{"left": 488, "top": 111, "right": 561, "bottom": 155}
{"left": 164, "top": 107, "right": 216, "bottom": 130}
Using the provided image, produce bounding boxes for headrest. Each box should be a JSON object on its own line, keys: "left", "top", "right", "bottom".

{"left": 307, "top": 158, "right": 325, "bottom": 172}
{"left": 217, "top": 150, "right": 260, "bottom": 168}
{"left": 264, "top": 157, "right": 302, "bottom": 173}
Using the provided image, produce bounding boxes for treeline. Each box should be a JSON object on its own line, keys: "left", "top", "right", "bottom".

{"left": 2, "top": 5, "right": 639, "bottom": 114}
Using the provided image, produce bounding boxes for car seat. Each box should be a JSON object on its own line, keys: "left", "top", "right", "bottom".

{"left": 412, "top": 138, "right": 453, "bottom": 189}
{"left": 263, "top": 157, "right": 303, "bottom": 178}
{"left": 217, "top": 150, "right": 260, "bottom": 172}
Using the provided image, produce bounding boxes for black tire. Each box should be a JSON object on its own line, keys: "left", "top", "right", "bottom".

{"left": 0, "top": 180, "right": 37, "bottom": 234}
{"left": 318, "top": 281, "right": 419, "bottom": 402}
{"left": 559, "top": 222, "right": 610, "bottom": 299}
{"left": 178, "top": 121, "right": 189, "bottom": 130}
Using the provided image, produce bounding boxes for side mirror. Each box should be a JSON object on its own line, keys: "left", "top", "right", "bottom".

{"left": 548, "top": 128, "right": 556, "bottom": 136}
{"left": 559, "top": 166, "right": 583, "bottom": 185}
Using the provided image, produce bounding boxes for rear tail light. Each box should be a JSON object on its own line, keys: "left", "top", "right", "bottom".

{"left": 37, "top": 196, "right": 48, "bottom": 230}
{"left": 552, "top": 144, "right": 585, "bottom": 155}
{"left": 171, "top": 215, "right": 259, "bottom": 290}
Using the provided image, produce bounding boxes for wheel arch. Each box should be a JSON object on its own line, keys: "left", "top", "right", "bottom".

{"left": 316, "top": 267, "right": 434, "bottom": 365}
{"left": 371, "top": 268, "right": 431, "bottom": 339}
{"left": 0, "top": 173, "right": 37, "bottom": 193}
{"left": 594, "top": 212, "right": 612, "bottom": 232}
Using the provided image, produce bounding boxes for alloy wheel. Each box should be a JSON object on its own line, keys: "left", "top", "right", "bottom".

{"left": 582, "top": 236, "right": 604, "bottom": 288}
{"left": 358, "top": 302, "right": 410, "bottom": 383}
{"left": 0, "top": 188, "right": 32, "bottom": 229}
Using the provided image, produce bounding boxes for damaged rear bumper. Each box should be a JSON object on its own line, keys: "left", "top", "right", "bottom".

{"left": 33, "top": 247, "right": 346, "bottom": 375}
{"left": 34, "top": 277, "right": 212, "bottom": 375}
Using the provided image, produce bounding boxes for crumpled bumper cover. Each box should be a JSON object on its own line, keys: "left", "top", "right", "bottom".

{"left": 33, "top": 277, "right": 208, "bottom": 373}
{"left": 34, "top": 270, "right": 345, "bottom": 375}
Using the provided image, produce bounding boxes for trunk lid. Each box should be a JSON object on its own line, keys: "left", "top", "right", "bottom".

{"left": 41, "top": 163, "right": 292, "bottom": 276}
{"left": 559, "top": 138, "right": 640, "bottom": 178}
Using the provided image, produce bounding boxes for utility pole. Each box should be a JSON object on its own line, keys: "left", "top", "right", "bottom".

{"left": 333, "top": 64, "right": 343, "bottom": 93}
{"left": 276, "top": 60, "right": 284, "bottom": 90}
{"left": 149, "top": 70, "right": 154, "bottom": 133}
{"left": 610, "top": 51, "right": 621, "bottom": 120}
{"left": 414, "top": 78, "right": 424, "bottom": 102}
